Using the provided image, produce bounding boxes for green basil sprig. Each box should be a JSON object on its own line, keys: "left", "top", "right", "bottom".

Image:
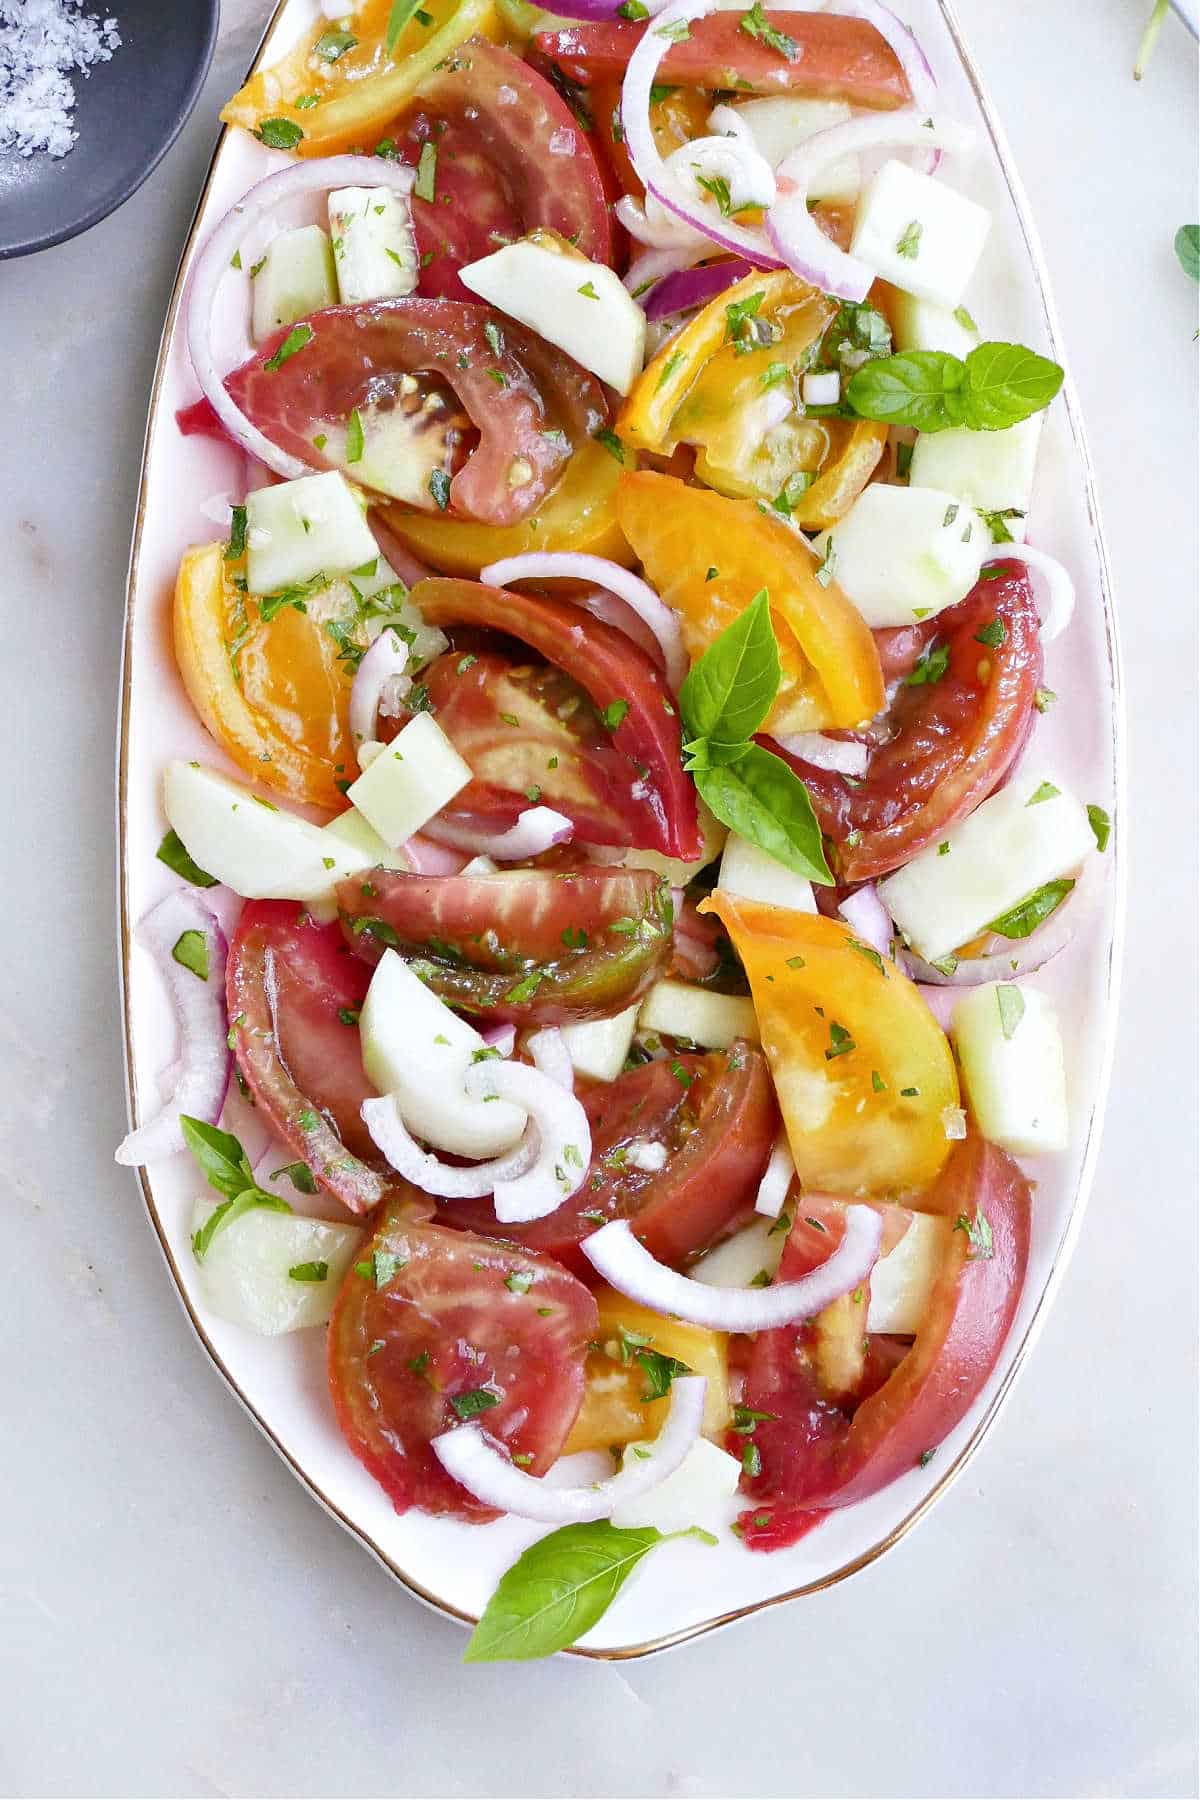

{"left": 846, "top": 340, "right": 1063, "bottom": 434}
{"left": 181, "top": 1117, "right": 293, "bottom": 1261}
{"left": 465, "top": 1520, "right": 716, "bottom": 1662}
{"left": 679, "top": 592, "right": 833, "bottom": 885}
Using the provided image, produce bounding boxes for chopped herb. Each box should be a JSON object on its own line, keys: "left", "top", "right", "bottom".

{"left": 414, "top": 140, "right": 438, "bottom": 203}
{"left": 156, "top": 830, "right": 216, "bottom": 887}
{"left": 653, "top": 15, "right": 690, "bottom": 38}
{"left": 670, "top": 1061, "right": 693, "bottom": 1087}
{"left": 988, "top": 878, "right": 1074, "bottom": 940}
{"left": 918, "top": 1447, "right": 937, "bottom": 1468}
{"left": 904, "top": 640, "right": 949, "bottom": 686}
{"left": 224, "top": 504, "right": 247, "bottom": 562}
{"left": 345, "top": 407, "right": 365, "bottom": 463}
{"left": 1026, "top": 780, "right": 1060, "bottom": 806}
{"left": 577, "top": 280, "right": 600, "bottom": 300}
{"left": 996, "top": 984, "right": 1025, "bottom": 1040}
{"left": 314, "top": 28, "right": 357, "bottom": 60}
{"left": 593, "top": 427, "right": 625, "bottom": 463}
{"left": 562, "top": 926, "right": 589, "bottom": 949}
{"left": 386, "top": 0, "right": 421, "bottom": 52}
{"left": 429, "top": 468, "right": 451, "bottom": 510}
{"left": 254, "top": 118, "right": 304, "bottom": 151}
{"left": 974, "top": 617, "right": 1007, "bottom": 649}
{"left": 263, "top": 323, "right": 313, "bottom": 372}
{"left": 739, "top": 0, "right": 798, "bottom": 60}
{"left": 656, "top": 351, "right": 686, "bottom": 391}
{"left": 896, "top": 440, "right": 914, "bottom": 478}
{"left": 409, "top": 1350, "right": 431, "bottom": 1374}
{"left": 759, "top": 361, "right": 789, "bottom": 389}
{"left": 814, "top": 536, "right": 837, "bottom": 588}
{"left": 847, "top": 937, "right": 888, "bottom": 975}
{"left": 503, "top": 970, "right": 545, "bottom": 1004}
{"left": 825, "top": 1020, "right": 855, "bottom": 1060}
{"left": 954, "top": 1208, "right": 994, "bottom": 1261}
{"left": 1087, "top": 804, "right": 1111, "bottom": 852}
{"left": 451, "top": 1387, "right": 501, "bottom": 1420}
{"left": 505, "top": 1270, "right": 535, "bottom": 1295}
{"left": 695, "top": 171, "right": 733, "bottom": 216}
{"left": 871, "top": 1070, "right": 886, "bottom": 1093}
{"left": 1034, "top": 686, "right": 1057, "bottom": 713}
{"left": 741, "top": 1441, "right": 763, "bottom": 1477}
{"left": 602, "top": 699, "right": 629, "bottom": 731}
{"left": 618, "top": 0, "right": 649, "bottom": 15}
{"left": 785, "top": 953, "right": 806, "bottom": 969}
{"left": 895, "top": 219, "right": 923, "bottom": 259}
{"left": 288, "top": 1261, "right": 328, "bottom": 1282}
{"left": 355, "top": 1250, "right": 406, "bottom": 1287}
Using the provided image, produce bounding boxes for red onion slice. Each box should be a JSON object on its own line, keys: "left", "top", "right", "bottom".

{"left": 901, "top": 859, "right": 1092, "bottom": 988}
{"left": 583, "top": 1207, "right": 883, "bottom": 1330}
{"left": 464, "top": 1058, "right": 592, "bottom": 1224}
{"left": 838, "top": 883, "right": 893, "bottom": 956}
{"left": 836, "top": 1, "right": 939, "bottom": 171}
{"left": 432, "top": 1375, "right": 707, "bottom": 1525}
{"left": 624, "top": 246, "right": 701, "bottom": 299}
{"left": 767, "top": 113, "right": 973, "bottom": 301}
{"left": 421, "top": 807, "right": 574, "bottom": 862}
{"left": 401, "top": 832, "right": 469, "bottom": 875}
{"left": 481, "top": 552, "right": 688, "bottom": 691}
{"left": 360, "top": 1094, "right": 538, "bottom": 1199}
{"left": 186, "top": 157, "right": 417, "bottom": 481}
{"left": 115, "top": 892, "right": 231, "bottom": 1166}
{"left": 642, "top": 258, "right": 753, "bottom": 322}
{"left": 349, "top": 627, "right": 410, "bottom": 749}
{"left": 754, "top": 1132, "right": 795, "bottom": 1219}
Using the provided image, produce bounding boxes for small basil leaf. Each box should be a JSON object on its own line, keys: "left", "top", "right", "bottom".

{"left": 679, "top": 589, "right": 780, "bottom": 747}
{"left": 960, "top": 341, "right": 1064, "bottom": 431}
{"left": 156, "top": 829, "right": 217, "bottom": 887}
{"left": 846, "top": 349, "right": 967, "bottom": 432}
{"left": 464, "top": 1520, "right": 715, "bottom": 1662}
{"left": 1175, "top": 224, "right": 1199, "bottom": 282}
{"left": 987, "top": 877, "right": 1074, "bottom": 940}
{"left": 180, "top": 1116, "right": 257, "bottom": 1202}
{"left": 192, "top": 1190, "right": 293, "bottom": 1262}
{"left": 695, "top": 744, "right": 833, "bottom": 885}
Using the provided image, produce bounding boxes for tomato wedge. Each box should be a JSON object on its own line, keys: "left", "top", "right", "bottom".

{"left": 775, "top": 565, "right": 1043, "bottom": 882}
{"left": 734, "top": 1133, "right": 1031, "bottom": 1545}
{"left": 408, "top": 577, "right": 703, "bottom": 857}
{"left": 223, "top": 300, "right": 606, "bottom": 525}
{"left": 533, "top": 14, "right": 909, "bottom": 105}
{"left": 443, "top": 1043, "right": 777, "bottom": 1277}
{"left": 335, "top": 866, "right": 673, "bottom": 1023}
{"left": 328, "top": 1208, "right": 597, "bottom": 1520}
{"left": 226, "top": 902, "right": 418, "bottom": 1216}
{"left": 396, "top": 40, "right": 613, "bottom": 300}
{"left": 702, "top": 895, "right": 959, "bottom": 1196}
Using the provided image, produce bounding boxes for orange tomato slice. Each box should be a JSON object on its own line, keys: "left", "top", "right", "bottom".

{"left": 614, "top": 469, "right": 884, "bottom": 732}
{"left": 562, "top": 1287, "right": 730, "bottom": 1454}
{"left": 173, "top": 542, "right": 357, "bottom": 812}
{"left": 701, "top": 895, "right": 959, "bottom": 1197}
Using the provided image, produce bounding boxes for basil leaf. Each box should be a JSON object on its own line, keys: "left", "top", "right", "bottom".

{"left": 272, "top": 1160, "right": 319, "bottom": 1195}
{"left": 633, "top": 1347, "right": 691, "bottom": 1401}
{"left": 987, "top": 877, "right": 1074, "bottom": 940}
{"left": 171, "top": 929, "right": 209, "bottom": 981}
{"left": 255, "top": 118, "right": 304, "bottom": 151}
{"left": 846, "top": 350, "right": 966, "bottom": 432}
{"left": 180, "top": 1116, "right": 257, "bottom": 1202}
{"left": 192, "top": 1190, "right": 292, "bottom": 1262}
{"left": 156, "top": 829, "right": 217, "bottom": 887}
{"left": 386, "top": 0, "right": 421, "bottom": 53}
{"left": 1087, "top": 803, "right": 1111, "bottom": 852}
{"left": 679, "top": 589, "right": 780, "bottom": 746}
{"left": 1175, "top": 224, "right": 1199, "bottom": 282}
{"left": 695, "top": 744, "right": 833, "bottom": 884}
{"left": 960, "top": 341, "right": 1064, "bottom": 431}
{"left": 464, "top": 1521, "right": 715, "bottom": 1662}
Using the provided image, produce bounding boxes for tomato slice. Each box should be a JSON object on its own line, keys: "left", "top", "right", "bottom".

{"left": 328, "top": 1209, "right": 598, "bottom": 1520}
{"left": 223, "top": 300, "right": 606, "bottom": 526}
{"left": 533, "top": 14, "right": 909, "bottom": 105}
{"left": 335, "top": 865, "right": 673, "bottom": 1023}
{"left": 443, "top": 1044, "right": 777, "bottom": 1276}
{"left": 409, "top": 577, "right": 703, "bottom": 857}
{"left": 394, "top": 40, "right": 613, "bottom": 300}
{"left": 615, "top": 470, "right": 885, "bottom": 733}
{"left": 733, "top": 1133, "right": 1031, "bottom": 1543}
{"left": 775, "top": 565, "right": 1044, "bottom": 882}
{"left": 564, "top": 1286, "right": 731, "bottom": 1453}
{"left": 701, "top": 895, "right": 959, "bottom": 1196}
{"left": 226, "top": 902, "right": 417, "bottom": 1216}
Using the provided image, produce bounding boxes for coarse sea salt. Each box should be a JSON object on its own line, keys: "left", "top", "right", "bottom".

{"left": 0, "top": 0, "right": 121, "bottom": 160}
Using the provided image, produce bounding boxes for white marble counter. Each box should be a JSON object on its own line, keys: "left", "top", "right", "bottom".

{"left": 0, "top": 3, "right": 1195, "bottom": 1795}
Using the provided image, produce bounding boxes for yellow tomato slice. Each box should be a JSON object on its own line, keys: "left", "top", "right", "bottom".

{"left": 221, "top": 0, "right": 501, "bottom": 157}
{"left": 562, "top": 1287, "right": 730, "bottom": 1454}
{"left": 614, "top": 469, "right": 884, "bottom": 732}
{"left": 381, "top": 439, "right": 634, "bottom": 576}
{"left": 173, "top": 542, "right": 357, "bottom": 812}
{"left": 701, "top": 895, "right": 959, "bottom": 1197}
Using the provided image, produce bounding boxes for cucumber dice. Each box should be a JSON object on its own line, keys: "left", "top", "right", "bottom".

{"left": 611, "top": 1438, "right": 742, "bottom": 1532}
{"left": 952, "top": 982, "right": 1068, "bottom": 1155}
{"left": 328, "top": 185, "right": 418, "bottom": 305}
{"left": 638, "top": 980, "right": 759, "bottom": 1049}
{"left": 717, "top": 832, "right": 817, "bottom": 913}
{"left": 879, "top": 767, "right": 1095, "bottom": 963}
{"left": 851, "top": 159, "right": 991, "bottom": 307}
{"left": 345, "top": 712, "right": 471, "bottom": 849}
{"left": 320, "top": 806, "right": 413, "bottom": 871}
{"left": 719, "top": 97, "right": 859, "bottom": 200}
{"left": 558, "top": 1005, "right": 640, "bottom": 1083}
{"left": 245, "top": 471, "right": 378, "bottom": 596}
{"left": 815, "top": 483, "right": 986, "bottom": 627}
{"left": 192, "top": 1199, "right": 363, "bottom": 1335}
{"left": 251, "top": 225, "right": 337, "bottom": 344}
{"left": 909, "top": 415, "right": 1043, "bottom": 543}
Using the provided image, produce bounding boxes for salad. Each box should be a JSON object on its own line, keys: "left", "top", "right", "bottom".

{"left": 117, "top": 0, "right": 1112, "bottom": 1660}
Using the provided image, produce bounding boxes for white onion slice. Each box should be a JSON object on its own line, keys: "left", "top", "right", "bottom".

{"left": 916, "top": 984, "right": 956, "bottom": 1029}
{"left": 432, "top": 1375, "right": 707, "bottom": 1524}
{"left": 528, "top": 1026, "right": 576, "bottom": 1093}
{"left": 838, "top": 883, "right": 893, "bottom": 956}
{"left": 1000, "top": 544, "right": 1076, "bottom": 642}
{"left": 464, "top": 1058, "right": 591, "bottom": 1224}
{"left": 773, "top": 732, "right": 869, "bottom": 777}
{"left": 420, "top": 806, "right": 574, "bottom": 862}
{"left": 349, "top": 627, "right": 410, "bottom": 748}
{"left": 402, "top": 832, "right": 469, "bottom": 875}
{"left": 481, "top": 553, "right": 688, "bottom": 691}
{"left": 754, "top": 1132, "right": 795, "bottom": 1219}
{"left": 583, "top": 1208, "right": 883, "bottom": 1330}
{"left": 186, "top": 157, "right": 416, "bottom": 480}
{"left": 360, "top": 1094, "right": 537, "bottom": 1199}
{"left": 767, "top": 113, "right": 973, "bottom": 301}
{"left": 115, "top": 892, "right": 231, "bottom": 1165}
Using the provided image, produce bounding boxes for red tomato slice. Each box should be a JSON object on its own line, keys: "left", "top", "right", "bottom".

{"left": 444, "top": 1044, "right": 777, "bottom": 1276}
{"left": 533, "top": 13, "right": 909, "bottom": 103}
{"left": 410, "top": 578, "right": 703, "bottom": 858}
{"left": 772, "top": 566, "right": 1043, "bottom": 882}
{"left": 335, "top": 864, "right": 673, "bottom": 1023}
{"left": 387, "top": 40, "right": 613, "bottom": 301}
{"left": 223, "top": 300, "right": 606, "bottom": 526}
{"left": 226, "top": 901, "right": 419, "bottom": 1216}
{"left": 733, "top": 1132, "right": 1031, "bottom": 1546}
{"left": 328, "top": 1210, "right": 598, "bottom": 1521}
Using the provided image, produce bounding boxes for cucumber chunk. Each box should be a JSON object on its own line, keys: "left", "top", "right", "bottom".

{"left": 815, "top": 483, "right": 986, "bottom": 628}
{"left": 328, "top": 185, "right": 418, "bottom": 306}
{"left": 245, "top": 471, "right": 378, "bottom": 596}
{"left": 952, "top": 982, "right": 1068, "bottom": 1155}
{"left": 851, "top": 159, "right": 991, "bottom": 307}
{"left": 638, "top": 980, "right": 759, "bottom": 1050}
{"left": 719, "top": 97, "right": 859, "bottom": 201}
{"left": 460, "top": 236, "right": 646, "bottom": 395}
{"left": 717, "top": 832, "right": 817, "bottom": 913}
{"left": 881, "top": 283, "right": 980, "bottom": 358}
{"left": 251, "top": 224, "right": 337, "bottom": 344}
{"left": 611, "top": 1438, "right": 742, "bottom": 1532}
{"left": 345, "top": 712, "right": 471, "bottom": 849}
{"left": 909, "top": 416, "right": 1043, "bottom": 542}
{"left": 192, "top": 1199, "right": 363, "bottom": 1335}
{"left": 558, "top": 1005, "right": 640, "bottom": 1083}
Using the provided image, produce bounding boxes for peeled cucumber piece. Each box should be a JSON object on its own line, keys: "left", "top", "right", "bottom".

{"left": 717, "top": 832, "right": 816, "bottom": 913}
{"left": 850, "top": 158, "right": 991, "bottom": 307}
{"left": 245, "top": 471, "right": 378, "bottom": 596}
{"left": 359, "top": 949, "right": 526, "bottom": 1157}
{"left": 611, "top": 1438, "right": 742, "bottom": 1532}
{"left": 328, "top": 186, "right": 418, "bottom": 306}
{"left": 345, "top": 712, "right": 471, "bottom": 849}
{"left": 909, "top": 415, "right": 1043, "bottom": 542}
{"left": 721, "top": 97, "right": 859, "bottom": 200}
{"left": 951, "top": 982, "right": 1069, "bottom": 1155}
{"left": 815, "top": 484, "right": 987, "bottom": 628}
{"left": 251, "top": 225, "right": 337, "bottom": 344}
{"left": 881, "top": 283, "right": 980, "bottom": 358}
{"left": 638, "top": 980, "right": 759, "bottom": 1050}
{"left": 559, "top": 1006, "right": 640, "bottom": 1083}
{"left": 879, "top": 767, "right": 1095, "bottom": 963}
{"left": 191, "top": 1199, "right": 363, "bottom": 1335}
{"left": 459, "top": 237, "right": 646, "bottom": 395}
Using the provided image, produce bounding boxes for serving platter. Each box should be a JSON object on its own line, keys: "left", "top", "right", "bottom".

{"left": 118, "top": 0, "right": 1125, "bottom": 1657}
